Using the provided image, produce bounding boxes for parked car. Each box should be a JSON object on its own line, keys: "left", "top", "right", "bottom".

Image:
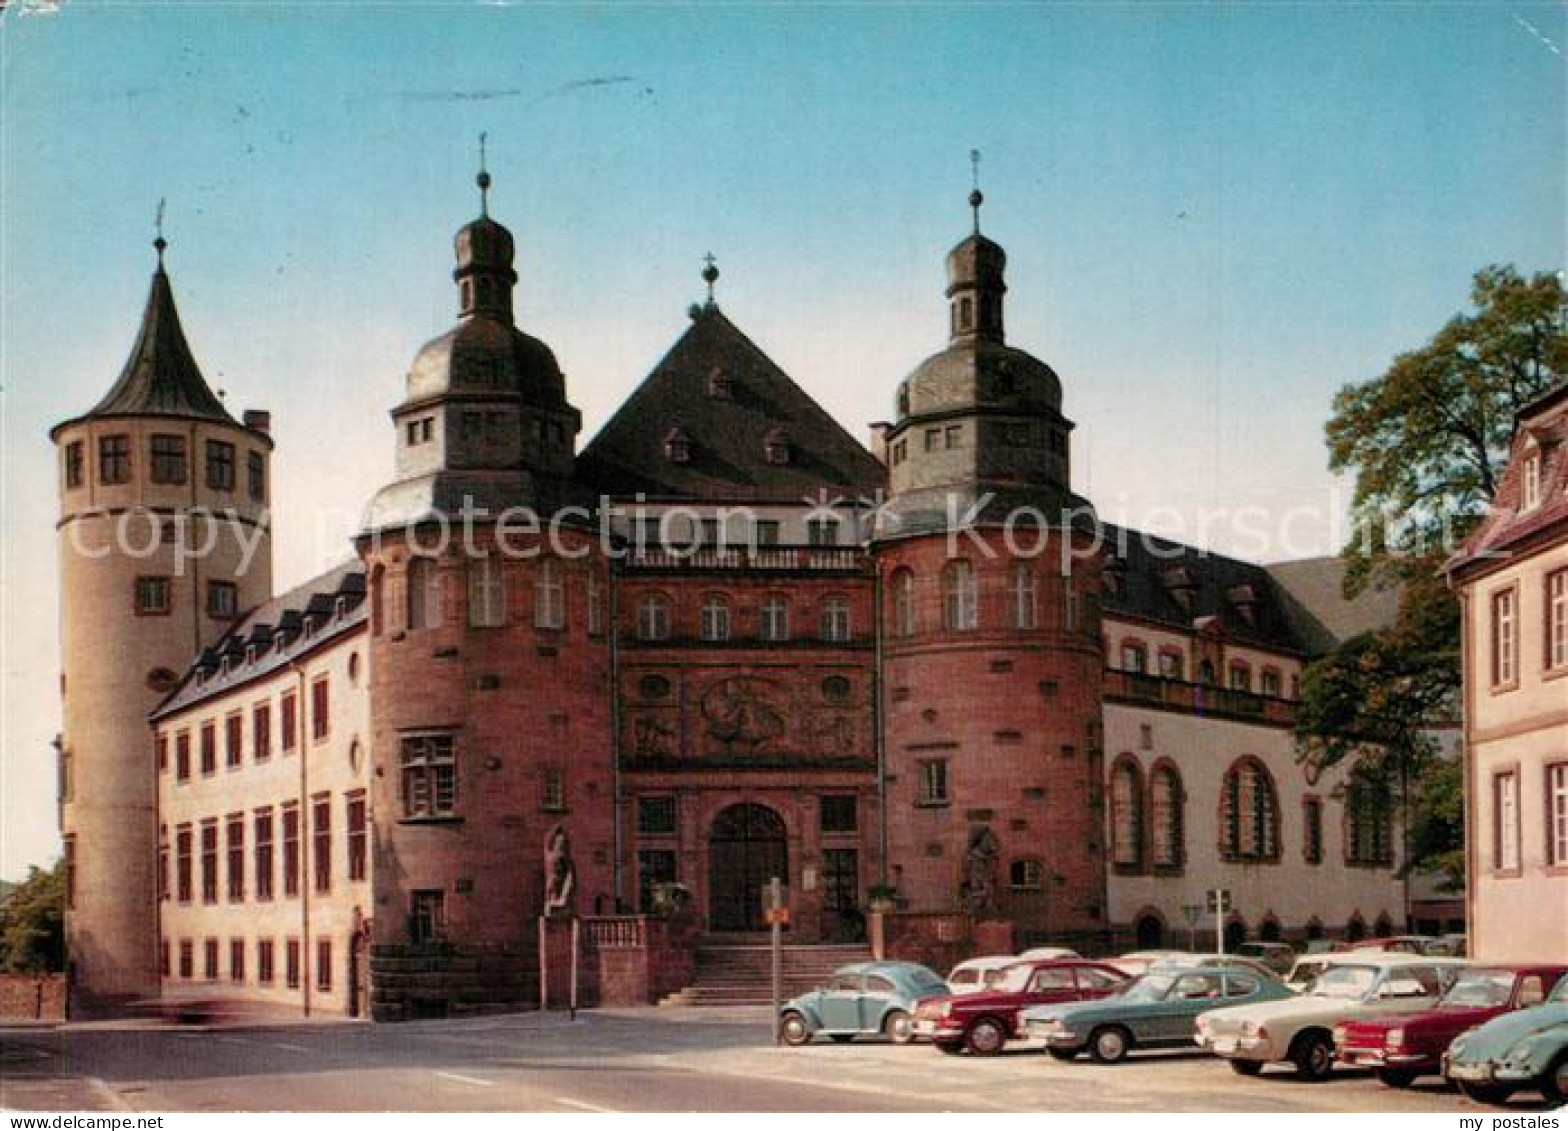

{"left": 778, "top": 961, "right": 948, "bottom": 1046}
{"left": 946, "top": 955, "right": 1019, "bottom": 996}
{"left": 1023, "top": 965, "right": 1293, "bottom": 1063}
{"left": 912, "top": 959, "right": 1130, "bottom": 1055}
{"left": 1444, "top": 972, "right": 1568, "bottom": 1105}
{"left": 1334, "top": 935, "right": 1443, "bottom": 955}
{"left": 1016, "top": 946, "right": 1081, "bottom": 962}
{"left": 1334, "top": 964, "right": 1567, "bottom": 1088}
{"left": 1233, "top": 942, "right": 1297, "bottom": 976}
{"left": 1437, "top": 934, "right": 1468, "bottom": 958}
{"left": 1109, "top": 950, "right": 1193, "bottom": 976}
{"left": 1285, "top": 950, "right": 1377, "bottom": 991}
{"left": 1195, "top": 954, "right": 1467, "bottom": 1080}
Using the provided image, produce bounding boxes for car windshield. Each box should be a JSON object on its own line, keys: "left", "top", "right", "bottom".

{"left": 1309, "top": 965, "right": 1378, "bottom": 999}
{"left": 1551, "top": 976, "right": 1568, "bottom": 1004}
{"left": 1441, "top": 971, "right": 1515, "bottom": 1008}
{"left": 995, "top": 964, "right": 1034, "bottom": 992}
{"left": 1120, "top": 974, "right": 1177, "bottom": 1003}
{"left": 907, "top": 967, "right": 947, "bottom": 994}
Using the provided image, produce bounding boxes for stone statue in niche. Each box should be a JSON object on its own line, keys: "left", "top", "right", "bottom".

{"left": 959, "top": 825, "right": 1000, "bottom": 915}
{"left": 543, "top": 823, "right": 576, "bottom": 918}
{"left": 701, "top": 676, "right": 786, "bottom": 757}
{"left": 634, "top": 715, "right": 676, "bottom": 758}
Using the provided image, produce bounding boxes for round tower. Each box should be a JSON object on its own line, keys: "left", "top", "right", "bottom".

{"left": 50, "top": 237, "right": 274, "bottom": 1011}
{"left": 874, "top": 190, "right": 1108, "bottom": 949}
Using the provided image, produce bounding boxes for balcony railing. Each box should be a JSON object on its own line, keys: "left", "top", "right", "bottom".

{"left": 622, "top": 545, "right": 865, "bottom": 573}
{"left": 1103, "top": 668, "right": 1299, "bottom": 726}
{"left": 581, "top": 915, "right": 648, "bottom": 950}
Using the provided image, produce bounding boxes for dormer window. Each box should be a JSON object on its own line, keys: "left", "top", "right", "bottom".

{"left": 664, "top": 427, "right": 692, "bottom": 464}
{"left": 1521, "top": 448, "right": 1542, "bottom": 512}
{"left": 763, "top": 427, "right": 791, "bottom": 466}
{"left": 1226, "top": 583, "right": 1260, "bottom": 626}
{"left": 1160, "top": 566, "right": 1197, "bottom": 611}
{"left": 706, "top": 367, "right": 733, "bottom": 399}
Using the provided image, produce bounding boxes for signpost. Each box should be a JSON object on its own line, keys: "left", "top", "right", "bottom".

{"left": 1181, "top": 903, "right": 1203, "bottom": 952}
{"left": 1207, "top": 888, "right": 1232, "bottom": 955}
{"left": 768, "top": 877, "right": 785, "bottom": 1044}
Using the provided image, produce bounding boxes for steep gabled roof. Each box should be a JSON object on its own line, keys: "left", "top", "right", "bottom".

{"left": 576, "top": 304, "right": 886, "bottom": 503}
{"left": 1264, "top": 556, "right": 1402, "bottom": 652}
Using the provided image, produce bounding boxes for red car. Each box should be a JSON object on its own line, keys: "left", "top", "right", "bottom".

{"left": 1333, "top": 964, "right": 1568, "bottom": 1088}
{"left": 912, "top": 959, "right": 1129, "bottom": 1055}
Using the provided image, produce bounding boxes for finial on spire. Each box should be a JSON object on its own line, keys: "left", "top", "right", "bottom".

{"left": 702, "top": 252, "right": 720, "bottom": 306}
{"left": 968, "top": 149, "right": 984, "bottom": 235}
{"left": 476, "top": 132, "right": 492, "bottom": 217}
{"left": 153, "top": 198, "right": 168, "bottom": 265}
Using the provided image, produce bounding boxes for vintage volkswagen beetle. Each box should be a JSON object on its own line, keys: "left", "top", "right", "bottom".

{"left": 1443, "top": 972, "right": 1568, "bottom": 1105}
{"left": 778, "top": 961, "right": 947, "bottom": 1046}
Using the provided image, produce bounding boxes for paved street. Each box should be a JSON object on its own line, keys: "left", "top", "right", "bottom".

{"left": 0, "top": 1007, "right": 1557, "bottom": 1113}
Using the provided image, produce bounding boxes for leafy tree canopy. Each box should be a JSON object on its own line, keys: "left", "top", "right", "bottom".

{"left": 0, "top": 860, "right": 65, "bottom": 975}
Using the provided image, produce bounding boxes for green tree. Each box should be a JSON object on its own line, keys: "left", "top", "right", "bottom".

{"left": 0, "top": 860, "right": 66, "bottom": 975}
{"left": 1300, "top": 265, "right": 1565, "bottom": 892}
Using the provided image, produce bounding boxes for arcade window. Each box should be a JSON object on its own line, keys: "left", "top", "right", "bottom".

{"left": 98, "top": 434, "right": 131, "bottom": 484}
{"left": 637, "top": 796, "right": 677, "bottom": 835}
{"left": 205, "top": 440, "right": 236, "bottom": 491}
{"left": 150, "top": 434, "right": 188, "bottom": 484}
{"left": 916, "top": 758, "right": 949, "bottom": 807}
{"left": 820, "top": 795, "right": 857, "bottom": 834}
{"left": 400, "top": 734, "right": 457, "bottom": 818}
{"left": 135, "top": 576, "right": 172, "bottom": 616}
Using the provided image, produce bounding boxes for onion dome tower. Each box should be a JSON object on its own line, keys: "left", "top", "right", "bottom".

{"left": 49, "top": 221, "right": 275, "bottom": 1012}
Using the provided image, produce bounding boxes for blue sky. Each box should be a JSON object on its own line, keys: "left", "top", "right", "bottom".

{"left": 2, "top": 2, "right": 1564, "bottom": 877}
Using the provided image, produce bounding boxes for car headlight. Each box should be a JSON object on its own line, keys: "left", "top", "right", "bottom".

{"left": 1503, "top": 1038, "right": 1537, "bottom": 1063}
{"left": 939, "top": 1001, "right": 953, "bottom": 1018}
{"left": 1332, "top": 1025, "right": 1348, "bottom": 1046}
{"left": 1385, "top": 1028, "right": 1405, "bottom": 1050}
{"left": 1196, "top": 1016, "right": 1212, "bottom": 1033}
{"left": 1448, "top": 1034, "right": 1468, "bottom": 1059}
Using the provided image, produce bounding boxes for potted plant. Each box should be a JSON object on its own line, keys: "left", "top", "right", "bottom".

{"left": 867, "top": 883, "right": 898, "bottom": 913}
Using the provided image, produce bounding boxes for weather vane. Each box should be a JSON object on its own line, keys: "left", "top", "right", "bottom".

{"left": 969, "top": 149, "right": 983, "bottom": 234}
{"left": 702, "top": 252, "right": 719, "bottom": 305}
{"left": 154, "top": 198, "right": 167, "bottom": 263}
{"left": 477, "top": 132, "right": 491, "bottom": 216}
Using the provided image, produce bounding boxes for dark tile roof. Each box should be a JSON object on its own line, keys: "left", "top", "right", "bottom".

{"left": 77, "top": 267, "right": 237, "bottom": 427}
{"left": 576, "top": 304, "right": 886, "bottom": 503}
{"left": 151, "top": 561, "right": 366, "bottom": 721}
{"left": 1264, "top": 556, "right": 1401, "bottom": 652}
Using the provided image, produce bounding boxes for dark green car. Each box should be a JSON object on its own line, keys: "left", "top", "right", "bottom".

{"left": 1022, "top": 966, "right": 1293, "bottom": 1063}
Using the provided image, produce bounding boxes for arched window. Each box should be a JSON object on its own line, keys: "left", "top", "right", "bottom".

{"left": 699, "top": 595, "right": 731, "bottom": 642}
{"left": 1259, "top": 916, "right": 1282, "bottom": 943}
{"left": 1346, "top": 914, "right": 1367, "bottom": 943}
{"left": 820, "top": 595, "right": 851, "bottom": 643}
{"left": 1373, "top": 912, "right": 1394, "bottom": 937}
{"left": 1157, "top": 649, "right": 1185, "bottom": 680}
{"left": 942, "top": 559, "right": 978, "bottom": 631}
{"left": 1220, "top": 757, "right": 1280, "bottom": 862}
{"left": 760, "top": 595, "right": 790, "bottom": 642}
{"left": 1134, "top": 912, "right": 1165, "bottom": 949}
{"left": 1010, "top": 564, "right": 1037, "bottom": 629}
{"left": 1228, "top": 661, "right": 1252, "bottom": 691}
{"left": 1109, "top": 756, "right": 1145, "bottom": 869}
{"left": 369, "top": 564, "right": 385, "bottom": 636}
{"left": 891, "top": 568, "right": 916, "bottom": 637}
{"left": 535, "top": 559, "right": 565, "bottom": 630}
{"left": 1149, "top": 762, "right": 1184, "bottom": 869}
{"left": 406, "top": 557, "right": 442, "bottom": 630}
{"left": 1345, "top": 780, "right": 1394, "bottom": 866}
{"left": 467, "top": 557, "right": 506, "bottom": 628}
{"left": 636, "top": 594, "right": 671, "bottom": 642}
{"left": 1121, "top": 641, "right": 1148, "bottom": 673}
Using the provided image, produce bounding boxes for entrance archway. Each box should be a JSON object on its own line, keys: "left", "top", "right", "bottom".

{"left": 1223, "top": 917, "right": 1247, "bottom": 952}
{"left": 708, "top": 803, "right": 788, "bottom": 932}
{"left": 1134, "top": 912, "right": 1165, "bottom": 949}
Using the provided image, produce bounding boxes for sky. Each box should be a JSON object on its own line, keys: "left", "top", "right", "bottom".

{"left": 2, "top": 2, "right": 1564, "bottom": 879}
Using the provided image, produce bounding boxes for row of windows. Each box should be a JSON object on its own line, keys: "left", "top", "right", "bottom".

{"left": 163, "top": 934, "right": 340, "bottom": 994}
{"left": 889, "top": 563, "right": 1082, "bottom": 636}
{"left": 1115, "top": 641, "right": 1294, "bottom": 697}
{"left": 636, "top": 592, "right": 853, "bottom": 643}
{"left": 395, "top": 733, "right": 567, "bottom": 820}
{"left": 1489, "top": 569, "right": 1568, "bottom": 688}
{"left": 161, "top": 793, "right": 367, "bottom": 905}
{"left": 401, "top": 558, "right": 604, "bottom": 634}
{"left": 632, "top": 794, "right": 858, "bottom": 837}
{"left": 64, "top": 435, "right": 265, "bottom": 499}
{"left": 134, "top": 576, "right": 238, "bottom": 619}
{"left": 1491, "top": 762, "right": 1568, "bottom": 873}
{"left": 161, "top": 677, "right": 332, "bottom": 780}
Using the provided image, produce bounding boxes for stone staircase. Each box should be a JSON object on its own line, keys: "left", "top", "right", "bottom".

{"left": 658, "top": 936, "right": 872, "bottom": 1006}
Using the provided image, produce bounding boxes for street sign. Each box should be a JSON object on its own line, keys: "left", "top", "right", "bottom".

{"left": 764, "top": 906, "right": 790, "bottom": 926}
{"left": 1206, "top": 889, "right": 1231, "bottom": 914}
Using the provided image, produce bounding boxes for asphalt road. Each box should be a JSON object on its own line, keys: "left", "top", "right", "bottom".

{"left": 0, "top": 1006, "right": 1556, "bottom": 1113}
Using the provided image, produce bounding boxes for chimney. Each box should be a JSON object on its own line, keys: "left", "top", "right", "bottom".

{"left": 243, "top": 409, "right": 271, "bottom": 434}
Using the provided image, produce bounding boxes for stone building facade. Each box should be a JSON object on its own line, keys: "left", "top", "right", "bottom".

{"left": 54, "top": 174, "right": 1407, "bottom": 1017}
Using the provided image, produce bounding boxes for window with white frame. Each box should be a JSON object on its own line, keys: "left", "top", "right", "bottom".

{"left": 401, "top": 734, "right": 457, "bottom": 818}
{"left": 587, "top": 577, "right": 605, "bottom": 636}
{"left": 1492, "top": 588, "right": 1517, "bottom": 687}
{"left": 637, "top": 594, "right": 671, "bottom": 642}
{"left": 1521, "top": 449, "right": 1542, "bottom": 512}
{"left": 1010, "top": 564, "right": 1037, "bottom": 629}
{"left": 943, "top": 559, "right": 978, "bottom": 631}
{"left": 1547, "top": 763, "right": 1568, "bottom": 868}
{"left": 699, "top": 595, "right": 731, "bottom": 642}
{"left": 820, "top": 596, "right": 851, "bottom": 643}
{"left": 760, "top": 595, "right": 789, "bottom": 642}
{"left": 1548, "top": 569, "right": 1568, "bottom": 671}
{"left": 534, "top": 559, "right": 565, "bottom": 629}
{"left": 467, "top": 557, "right": 506, "bottom": 627}
{"left": 1494, "top": 769, "right": 1520, "bottom": 872}
{"left": 892, "top": 569, "right": 916, "bottom": 636}
{"left": 406, "top": 557, "right": 441, "bottom": 630}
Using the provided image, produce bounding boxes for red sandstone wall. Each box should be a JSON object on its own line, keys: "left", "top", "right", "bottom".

{"left": 0, "top": 975, "right": 66, "bottom": 1021}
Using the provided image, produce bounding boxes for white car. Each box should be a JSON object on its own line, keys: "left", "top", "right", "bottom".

{"left": 1017, "top": 946, "right": 1081, "bottom": 962}
{"left": 1195, "top": 955, "right": 1468, "bottom": 1080}
{"left": 945, "top": 955, "right": 1020, "bottom": 995}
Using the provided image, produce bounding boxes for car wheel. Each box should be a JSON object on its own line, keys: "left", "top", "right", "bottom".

{"left": 1045, "top": 1046, "right": 1080, "bottom": 1062}
{"left": 965, "top": 1016, "right": 1008, "bottom": 1056}
{"left": 1458, "top": 1081, "right": 1514, "bottom": 1106}
{"left": 829, "top": 1034, "right": 855, "bottom": 1044}
{"left": 1541, "top": 1051, "right": 1567, "bottom": 1106}
{"left": 1089, "top": 1026, "right": 1132, "bottom": 1065}
{"left": 779, "top": 1011, "right": 812, "bottom": 1047}
{"left": 1377, "top": 1068, "right": 1418, "bottom": 1089}
{"left": 935, "top": 1041, "right": 964, "bottom": 1056}
{"left": 1291, "top": 1033, "right": 1334, "bottom": 1082}
{"left": 884, "top": 1010, "right": 913, "bottom": 1045}
{"left": 1229, "top": 1059, "right": 1264, "bottom": 1077}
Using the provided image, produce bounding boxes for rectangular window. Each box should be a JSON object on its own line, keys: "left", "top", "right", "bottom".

{"left": 230, "top": 938, "right": 246, "bottom": 983}
{"left": 207, "top": 580, "right": 238, "bottom": 620}
{"left": 179, "top": 940, "right": 194, "bottom": 979}
{"left": 400, "top": 734, "right": 457, "bottom": 818}
{"left": 312, "top": 795, "right": 332, "bottom": 894}
{"left": 1548, "top": 763, "right": 1568, "bottom": 868}
{"left": 1522, "top": 451, "right": 1542, "bottom": 511}
{"left": 924, "top": 428, "right": 941, "bottom": 453}
{"left": 200, "top": 722, "right": 216, "bottom": 775}
{"left": 467, "top": 557, "right": 507, "bottom": 627}
{"left": 347, "top": 792, "right": 368, "bottom": 882}
{"left": 281, "top": 692, "right": 298, "bottom": 753}
{"left": 200, "top": 821, "right": 219, "bottom": 904}
{"left": 535, "top": 562, "right": 565, "bottom": 629}
{"left": 410, "top": 890, "right": 445, "bottom": 943}
{"left": 821, "top": 848, "right": 859, "bottom": 911}
{"left": 161, "top": 941, "right": 170, "bottom": 979}
{"left": 316, "top": 938, "right": 333, "bottom": 993}
{"left": 205, "top": 439, "right": 236, "bottom": 490}
{"left": 807, "top": 518, "right": 840, "bottom": 547}
{"left": 225, "top": 714, "right": 243, "bottom": 768}
{"left": 1261, "top": 669, "right": 1283, "bottom": 697}
{"left": 1548, "top": 569, "right": 1568, "bottom": 672}
{"left": 637, "top": 850, "right": 677, "bottom": 914}
{"left": 285, "top": 939, "right": 301, "bottom": 989}
{"left": 587, "top": 577, "right": 605, "bottom": 636}
{"left": 64, "top": 441, "right": 84, "bottom": 489}
{"left": 1494, "top": 770, "right": 1520, "bottom": 872}
{"left": 282, "top": 803, "right": 300, "bottom": 897}
{"left": 542, "top": 768, "right": 567, "bottom": 813}
{"left": 1158, "top": 651, "right": 1184, "bottom": 680}
{"left": 944, "top": 424, "right": 963, "bottom": 449}
{"left": 135, "top": 575, "right": 172, "bottom": 615}
{"left": 311, "top": 676, "right": 330, "bottom": 741}
{"left": 176, "top": 731, "right": 191, "bottom": 781}
{"left": 257, "top": 939, "right": 275, "bottom": 984}
{"left": 157, "top": 833, "right": 169, "bottom": 901}
{"left": 247, "top": 450, "right": 266, "bottom": 502}
{"left": 253, "top": 703, "right": 271, "bottom": 761}
{"left": 254, "top": 808, "right": 274, "bottom": 901}
{"left": 1121, "top": 644, "right": 1146, "bottom": 673}
{"left": 226, "top": 814, "right": 245, "bottom": 902}
{"left": 820, "top": 795, "right": 858, "bottom": 834}
{"left": 1492, "top": 588, "right": 1517, "bottom": 687}
{"left": 204, "top": 938, "right": 219, "bottom": 981}
{"left": 62, "top": 836, "right": 75, "bottom": 910}
{"left": 99, "top": 434, "right": 131, "bottom": 484}
{"left": 1302, "top": 797, "right": 1324, "bottom": 865}
{"left": 150, "top": 434, "right": 188, "bottom": 485}
{"left": 636, "top": 796, "right": 677, "bottom": 836}
{"left": 1229, "top": 664, "right": 1251, "bottom": 691}
{"left": 754, "top": 519, "right": 782, "bottom": 548}
{"left": 407, "top": 558, "right": 442, "bottom": 630}
{"left": 176, "top": 825, "right": 193, "bottom": 902}
{"left": 917, "top": 758, "right": 949, "bottom": 806}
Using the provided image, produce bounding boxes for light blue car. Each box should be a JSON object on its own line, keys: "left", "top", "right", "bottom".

{"left": 1444, "top": 973, "right": 1568, "bottom": 1106}
{"left": 779, "top": 961, "right": 947, "bottom": 1046}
